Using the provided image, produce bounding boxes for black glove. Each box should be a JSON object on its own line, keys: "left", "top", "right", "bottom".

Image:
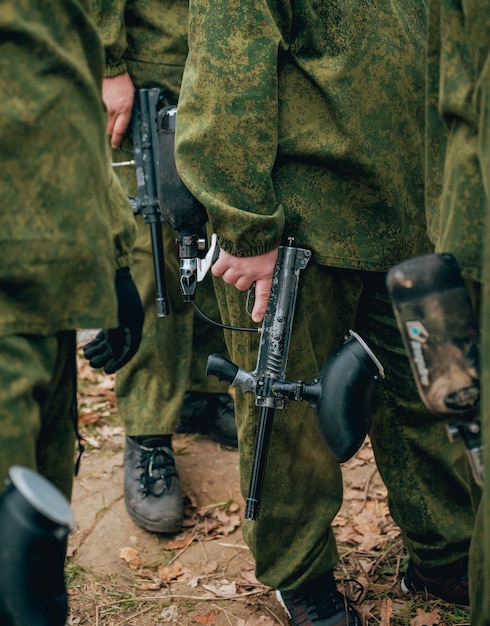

{"left": 83, "top": 267, "right": 145, "bottom": 374}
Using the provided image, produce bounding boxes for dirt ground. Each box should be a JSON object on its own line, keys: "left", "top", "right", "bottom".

{"left": 66, "top": 353, "right": 471, "bottom": 626}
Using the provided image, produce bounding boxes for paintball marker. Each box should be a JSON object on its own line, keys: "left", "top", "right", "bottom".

{"left": 207, "top": 241, "right": 385, "bottom": 520}
{"left": 0, "top": 466, "right": 75, "bottom": 626}
{"left": 154, "top": 107, "right": 385, "bottom": 520}
{"left": 124, "top": 88, "right": 170, "bottom": 317}
{"left": 386, "top": 253, "right": 483, "bottom": 486}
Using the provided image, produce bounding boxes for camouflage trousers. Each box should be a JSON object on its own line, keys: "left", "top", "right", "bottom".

{"left": 0, "top": 331, "right": 77, "bottom": 501}
{"left": 115, "top": 216, "right": 230, "bottom": 435}
{"left": 213, "top": 262, "right": 479, "bottom": 590}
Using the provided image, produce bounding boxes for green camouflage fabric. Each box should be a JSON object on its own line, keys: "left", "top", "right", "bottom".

{"left": 0, "top": 0, "right": 134, "bottom": 497}
{"left": 425, "top": 0, "right": 486, "bottom": 283}
{"left": 175, "top": 0, "right": 478, "bottom": 589}
{"left": 0, "top": 0, "right": 135, "bottom": 337}
{"left": 94, "top": 0, "right": 230, "bottom": 434}
{"left": 95, "top": 0, "right": 188, "bottom": 94}
{"left": 0, "top": 332, "right": 78, "bottom": 500}
{"left": 425, "top": 0, "right": 490, "bottom": 621}
{"left": 176, "top": 0, "right": 432, "bottom": 269}
{"left": 464, "top": 0, "right": 490, "bottom": 622}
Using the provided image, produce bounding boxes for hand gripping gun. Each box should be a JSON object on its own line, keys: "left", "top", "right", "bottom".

{"left": 207, "top": 241, "right": 385, "bottom": 520}
{"left": 124, "top": 88, "right": 170, "bottom": 316}
{"left": 154, "top": 107, "right": 385, "bottom": 519}
{"left": 386, "top": 253, "right": 483, "bottom": 486}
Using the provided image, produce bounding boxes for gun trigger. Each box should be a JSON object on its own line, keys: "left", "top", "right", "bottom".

{"left": 197, "top": 233, "right": 219, "bottom": 282}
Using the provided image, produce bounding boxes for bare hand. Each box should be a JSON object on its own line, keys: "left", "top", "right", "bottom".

{"left": 212, "top": 249, "right": 278, "bottom": 322}
{"left": 102, "top": 73, "right": 135, "bottom": 148}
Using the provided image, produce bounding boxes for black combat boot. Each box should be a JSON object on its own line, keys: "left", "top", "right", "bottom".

{"left": 123, "top": 436, "right": 183, "bottom": 533}
{"left": 177, "top": 392, "right": 238, "bottom": 448}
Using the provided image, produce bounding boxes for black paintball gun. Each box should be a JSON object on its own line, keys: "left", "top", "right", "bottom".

{"left": 206, "top": 241, "right": 385, "bottom": 520}
{"left": 118, "top": 88, "right": 170, "bottom": 317}
{"left": 386, "top": 253, "right": 483, "bottom": 486}
{"left": 0, "top": 466, "right": 75, "bottom": 626}
{"left": 155, "top": 106, "right": 385, "bottom": 520}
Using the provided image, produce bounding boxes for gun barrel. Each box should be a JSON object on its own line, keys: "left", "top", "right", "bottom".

{"left": 131, "top": 88, "right": 170, "bottom": 317}
{"left": 244, "top": 406, "right": 275, "bottom": 520}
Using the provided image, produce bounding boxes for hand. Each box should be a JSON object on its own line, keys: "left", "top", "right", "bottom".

{"left": 102, "top": 73, "right": 135, "bottom": 148}
{"left": 83, "top": 268, "right": 145, "bottom": 374}
{"left": 212, "top": 249, "right": 278, "bottom": 322}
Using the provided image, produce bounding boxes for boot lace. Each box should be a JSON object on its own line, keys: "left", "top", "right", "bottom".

{"left": 136, "top": 446, "right": 177, "bottom": 498}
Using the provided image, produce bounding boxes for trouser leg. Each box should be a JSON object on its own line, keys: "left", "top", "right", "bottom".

{"left": 0, "top": 331, "right": 77, "bottom": 500}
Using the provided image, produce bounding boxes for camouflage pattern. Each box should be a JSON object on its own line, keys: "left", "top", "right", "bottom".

{"left": 0, "top": 332, "right": 77, "bottom": 500}
{"left": 425, "top": 0, "right": 490, "bottom": 621}
{"left": 175, "top": 0, "right": 478, "bottom": 589}
{"left": 464, "top": 0, "right": 490, "bottom": 622}
{"left": 94, "top": 0, "right": 230, "bottom": 435}
{"left": 425, "top": 0, "right": 486, "bottom": 283}
{"left": 176, "top": 0, "right": 432, "bottom": 268}
{"left": 0, "top": 0, "right": 135, "bottom": 338}
{"left": 0, "top": 0, "right": 133, "bottom": 496}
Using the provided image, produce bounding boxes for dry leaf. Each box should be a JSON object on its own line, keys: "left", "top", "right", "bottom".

{"left": 411, "top": 608, "right": 441, "bottom": 626}
{"left": 201, "top": 580, "right": 237, "bottom": 596}
{"left": 192, "top": 610, "right": 219, "bottom": 624}
{"left": 157, "top": 561, "right": 186, "bottom": 582}
{"left": 379, "top": 597, "right": 393, "bottom": 626}
{"left": 167, "top": 533, "right": 194, "bottom": 550}
{"left": 119, "top": 546, "right": 141, "bottom": 569}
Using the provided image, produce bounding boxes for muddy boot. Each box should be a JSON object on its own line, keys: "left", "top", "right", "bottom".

{"left": 123, "top": 436, "right": 183, "bottom": 534}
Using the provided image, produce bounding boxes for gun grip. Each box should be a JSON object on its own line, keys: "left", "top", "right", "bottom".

{"left": 206, "top": 354, "right": 239, "bottom": 384}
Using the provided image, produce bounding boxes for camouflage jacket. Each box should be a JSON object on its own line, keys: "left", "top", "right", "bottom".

{"left": 94, "top": 0, "right": 188, "bottom": 95}
{"left": 0, "top": 0, "right": 135, "bottom": 337}
{"left": 425, "top": 0, "right": 488, "bottom": 282}
{"left": 175, "top": 0, "right": 432, "bottom": 271}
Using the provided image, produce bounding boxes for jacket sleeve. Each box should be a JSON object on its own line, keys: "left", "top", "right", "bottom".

{"left": 174, "top": 0, "right": 287, "bottom": 257}
{"left": 92, "top": 0, "right": 129, "bottom": 76}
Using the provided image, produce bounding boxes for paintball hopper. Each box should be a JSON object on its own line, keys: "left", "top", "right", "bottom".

{"left": 0, "top": 466, "right": 75, "bottom": 626}
{"left": 157, "top": 105, "right": 208, "bottom": 233}
{"left": 310, "top": 331, "right": 384, "bottom": 462}
{"left": 386, "top": 253, "right": 480, "bottom": 416}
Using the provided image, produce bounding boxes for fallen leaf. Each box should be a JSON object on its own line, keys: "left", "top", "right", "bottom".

{"left": 157, "top": 561, "right": 186, "bottom": 582}
{"left": 201, "top": 580, "right": 237, "bottom": 596}
{"left": 192, "top": 610, "right": 219, "bottom": 624}
{"left": 119, "top": 546, "right": 141, "bottom": 569}
{"left": 411, "top": 608, "right": 441, "bottom": 626}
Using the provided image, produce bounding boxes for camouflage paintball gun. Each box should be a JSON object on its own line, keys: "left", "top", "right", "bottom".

{"left": 386, "top": 252, "right": 483, "bottom": 486}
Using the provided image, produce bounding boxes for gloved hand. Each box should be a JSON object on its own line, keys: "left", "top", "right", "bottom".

{"left": 83, "top": 267, "right": 145, "bottom": 374}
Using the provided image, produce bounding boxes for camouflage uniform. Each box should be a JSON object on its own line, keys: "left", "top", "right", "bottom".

{"left": 95, "top": 0, "right": 230, "bottom": 438}
{"left": 0, "top": 0, "right": 136, "bottom": 499}
{"left": 175, "top": 0, "right": 477, "bottom": 590}
{"left": 426, "top": 0, "right": 490, "bottom": 620}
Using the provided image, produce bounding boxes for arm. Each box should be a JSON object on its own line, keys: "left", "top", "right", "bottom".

{"left": 175, "top": 0, "right": 287, "bottom": 258}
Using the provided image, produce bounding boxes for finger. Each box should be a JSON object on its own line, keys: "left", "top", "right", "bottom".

{"left": 251, "top": 278, "right": 272, "bottom": 323}
{"left": 110, "top": 113, "right": 131, "bottom": 149}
